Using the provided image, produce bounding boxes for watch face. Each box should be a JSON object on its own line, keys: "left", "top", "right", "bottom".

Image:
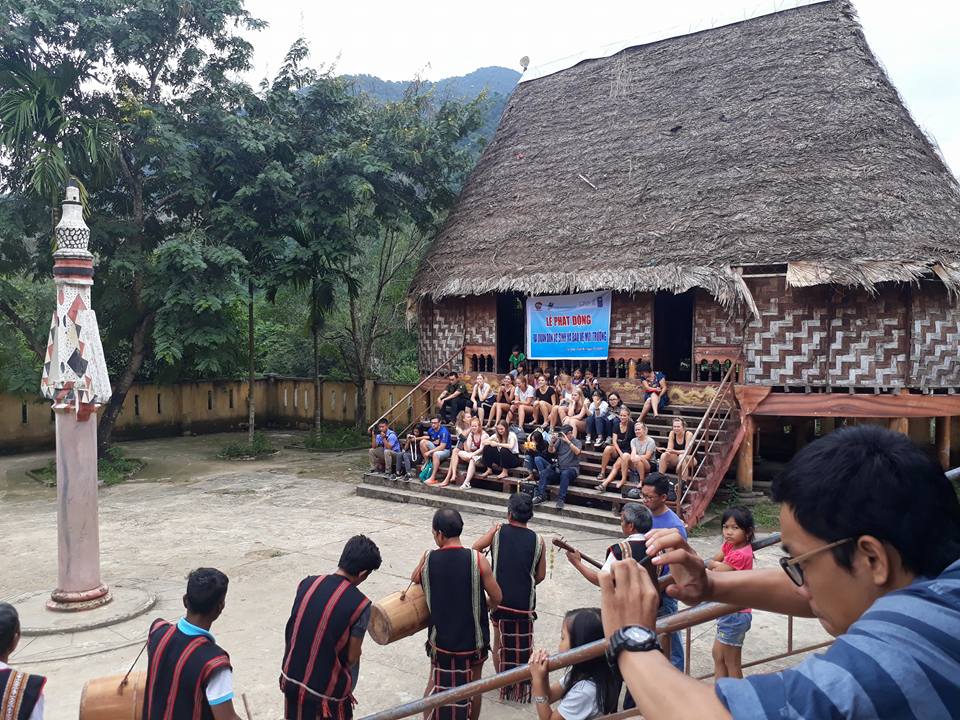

{"left": 623, "top": 625, "right": 657, "bottom": 645}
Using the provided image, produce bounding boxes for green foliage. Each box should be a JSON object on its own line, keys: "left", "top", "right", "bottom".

{"left": 301, "top": 423, "right": 369, "bottom": 450}
{"left": 217, "top": 431, "right": 276, "bottom": 459}
{"left": 30, "top": 446, "right": 143, "bottom": 486}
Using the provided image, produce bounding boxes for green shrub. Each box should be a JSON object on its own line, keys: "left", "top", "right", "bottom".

{"left": 29, "top": 446, "right": 144, "bottom": 487}
{"left": 218, "top": 431, "right": 276, "bottom": 459}
{"left": 301, "top": 423, "right": 369, "bottom": 450}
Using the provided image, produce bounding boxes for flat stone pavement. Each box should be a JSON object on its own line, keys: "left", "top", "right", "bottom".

{"left": 0, "top": 431, "right": 831, "bottom": 719}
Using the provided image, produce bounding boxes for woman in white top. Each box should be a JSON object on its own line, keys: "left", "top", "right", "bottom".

{"left": 510, "top": 376, "right": 536, "bottom": 426}
{"left": 529, "top": 607, "right": 619, "bottom": 720}
{"left": 479, "top": 419, "right": 521, "bottom": 480}
{"left": 489, "top": 375, "right": 514, "bottom": 429}
{"left": 584, "top": 390, "right": 609, "bottom": 447}
{"left": 441, "top": 416, "right": 487, "bottom": 487}
{"left": 557, "top": 385, "right": 588, "bottom": 438}
{"left": 469, "top": 373, "right": 494, "bottom": 426}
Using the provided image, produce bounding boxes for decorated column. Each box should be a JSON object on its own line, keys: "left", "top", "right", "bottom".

{"left": 40, "top": 181, "right": 113, "bottom": 611}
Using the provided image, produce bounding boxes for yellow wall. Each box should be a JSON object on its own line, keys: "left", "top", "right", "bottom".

{"left": 0, "top": 377, "right": 420, "bottom": 453}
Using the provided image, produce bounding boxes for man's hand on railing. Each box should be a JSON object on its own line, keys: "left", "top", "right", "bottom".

{"left": 644, "top": 528, "right": 712, "bottom": 605}
{"left": 598, "top": 558, "right": 659, "bottom": 636}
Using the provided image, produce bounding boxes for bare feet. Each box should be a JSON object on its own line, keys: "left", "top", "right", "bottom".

{"left": 496, "top": 471, "right": 509, "bottom": 479}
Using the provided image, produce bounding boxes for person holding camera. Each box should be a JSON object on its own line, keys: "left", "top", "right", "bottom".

{"left": 369, "top": 418, "right": 401, "bottom": 475}
{"left": 531, "top": 428, "right": 583, "bottom": 511}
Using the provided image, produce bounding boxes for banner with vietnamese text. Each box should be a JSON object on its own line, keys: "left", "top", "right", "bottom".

{"left": 526, "top": 291, "right": 612, "bottom": 360}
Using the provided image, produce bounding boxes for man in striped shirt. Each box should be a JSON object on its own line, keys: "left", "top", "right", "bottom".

{"left": 599, "top": 425, "right": 960, "bottom": 719}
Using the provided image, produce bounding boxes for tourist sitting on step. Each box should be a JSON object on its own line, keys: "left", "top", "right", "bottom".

{"left": 523, "top": 428, "right": 552, "bottom": 481}
{"left": 419, "top": 416, "right": 452, "bottom": 485}
{"left": 471, "top": 493, "right": 546, "bottom": 703}
{"left": 437, "top": 371, "right": 469, "bottom": 423}
{"left": 528, "top": 608, "right": 620, "bottom": 720}
{"left": 582, "top": 368, "right": 602, "bottom": 396}
{"left": 639, "top": 365, "right": 669, "bottom": 422}
{"left": 488, "top": 375, "right": 514, "bottom": 429}
{"left": 476, "top": 420, "right": 521, "bottom": 481}
{"left": 411, "top": 509, "right": 501, "bottom": 720}
{"left": 0, "top": 603, "right": 46, "bottom": 720}
{"left": 659, "top": 417, "right": 694, "bottom": 484}
{"left": 510, "top": 375, "right": 536, "bottom": 427}
{"left": 556, "top": 385, "right": 588, "bottom": 438}
{"left": 369, "top": 418, "right": 401, "bottom": 475}
{"left": 398, "top": 422, "right": 427, "bottom": 480}
{"left": 531, "top": 427, "right": 583, "bottom": 511}
{"left": 280, "top": 535, "right": 381, "bottom": 720}
{"left": 600, "top": 392, "right": 625, "bottom": 445}
{"left": 452, "top": 408, "right": 475, "bottom": 449}
{"left": 596, "top": 408, "right": 635, "bottom": 492}
{"left": 584, "top": 390, "right": 609, "bottom": 446}
{"left": 143, "top": 568, "right": 242, "bottom": 720}
{"left": 532, "top": 374, "right": 559, "bottom": 430}
{"left": 469, "top": 373, "right": 495, "bottom": 426}
{"left": 443, "top": 416, "right": 487, "bottom": 489}
{"left": 619, "top": 422, "right": 658, "bottom": 493}
{"left": 603, "top": 426, "right": 960, "bottom": 719}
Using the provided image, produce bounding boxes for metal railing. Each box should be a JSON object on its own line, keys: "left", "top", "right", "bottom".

{"left": 360, "top": 533, "right": 832, "bottom": 720}
{"left": 366, "top": 345, "right": 464, "bottom": 435}
{"left": 676, "top": 358, "right": 740, "bottom": 515}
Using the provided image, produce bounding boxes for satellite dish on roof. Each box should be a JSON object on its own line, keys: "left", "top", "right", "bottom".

{"left": 520, "top": 56, "right": 530, "bottom": 72}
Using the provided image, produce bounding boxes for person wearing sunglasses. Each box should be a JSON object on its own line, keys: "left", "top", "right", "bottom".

{"left": 596, "top": 424, "right": 960, "bottom": 719}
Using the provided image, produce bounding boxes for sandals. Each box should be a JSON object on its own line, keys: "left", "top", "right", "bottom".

{"left": 595, "top": 482, "right": 607, "bottom": 492}
{"left": 459, "top": 482, "right": 472, "bottom": 490}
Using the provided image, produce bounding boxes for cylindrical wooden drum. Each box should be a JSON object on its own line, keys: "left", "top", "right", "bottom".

{"left": 79, "top": 671, "right": 147, "bottom": 720}
{"left": 368, "top": 585, "right": 430, "bottom": 645}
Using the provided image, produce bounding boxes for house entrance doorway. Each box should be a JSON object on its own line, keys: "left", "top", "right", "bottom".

{"left": 654, "top": 291, "right": 694, "bottom": 381}
{"left": 496, "top": 292, "right": 526, "bottom": 373}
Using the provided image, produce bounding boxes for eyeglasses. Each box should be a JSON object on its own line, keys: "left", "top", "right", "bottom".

{"left": 779, "top": 538, "right": 854, "bottom": 586}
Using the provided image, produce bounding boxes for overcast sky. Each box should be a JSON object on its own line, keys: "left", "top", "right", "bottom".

{"left": 242, "top": 0, "right": 960, "bottom": 176}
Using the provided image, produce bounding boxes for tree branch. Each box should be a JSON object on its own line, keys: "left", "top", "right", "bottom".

{"left": 0, "top": 297, "right": 45, "bottom": 362}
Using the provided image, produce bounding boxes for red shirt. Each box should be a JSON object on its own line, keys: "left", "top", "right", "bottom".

{"left": 722, "top": 541, "right": 754, "bottom": 613}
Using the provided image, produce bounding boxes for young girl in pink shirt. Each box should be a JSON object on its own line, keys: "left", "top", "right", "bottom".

{"left": 707, "top": 506, "right": 755, "bottom": 678}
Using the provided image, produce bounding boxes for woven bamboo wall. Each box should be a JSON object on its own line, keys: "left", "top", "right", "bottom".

{"left": 610, "top": 293, "right": 652, "bottom": 346}
{"left": 418, "top": 297, "right": 466, "bottom": 373}
{"left": 910, "top": 283, "right": 960, "bottom": 387}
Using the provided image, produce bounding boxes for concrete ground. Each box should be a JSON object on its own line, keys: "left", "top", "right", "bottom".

{"left": 0, "top": 431, "right": 831, "bottom": 719}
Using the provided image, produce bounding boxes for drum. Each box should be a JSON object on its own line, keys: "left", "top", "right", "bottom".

{"left": 368, "top": 585, "right": 430, "bottom": 645}
{"left": 79, "top": 671, "right": 147, "bottom": 720}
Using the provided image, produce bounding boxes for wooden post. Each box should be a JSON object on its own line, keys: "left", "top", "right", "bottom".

{"left": 628, "top": 359, "right": 637, "bottom": 379}
{"left": 888, "top": 389, "right": 909, "bottom": 435}
{"left": 936, "top": 416, "right": 951, "bottom": 471}
{"left": 736, "top": 415, "right": 755, "bottom": 491}
{"left": 820, "top": 416, "right": 836, "bottom": 435}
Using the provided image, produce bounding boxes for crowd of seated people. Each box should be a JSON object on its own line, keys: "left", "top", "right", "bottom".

{"left": 368, "top": 362, "right": 689, "bottom": 507}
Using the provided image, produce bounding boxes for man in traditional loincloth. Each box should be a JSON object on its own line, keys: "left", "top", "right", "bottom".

{"left": 472, "top": 493, "right": 546, "bottom": 703}
{"left": 280, "top": 535, "right": 382, "bottom": 720}
{"left": 411, "top": 509, "right": 502, "bottom": 720}
{"left": 0, "top": 603, "right": 46, "bottom": 720}
{"left": 143, "top": 568, "right": 242, "bottom": 720}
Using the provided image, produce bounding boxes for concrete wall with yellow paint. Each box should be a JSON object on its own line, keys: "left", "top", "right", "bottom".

{"left": 0, "top": 376, "right": 423, "bottom": 453}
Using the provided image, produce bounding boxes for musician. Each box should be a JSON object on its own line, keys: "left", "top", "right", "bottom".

{"left": 280, "top": 535, "right": 382, "bottom": 720}
{"left": 566, "top": 503, "right": 653, "bottom": 587}
{"left": 411, "top": 509, "right": 502, "bottom": 720}
{"left": 0, "top": 603, "right": 45, "bottom": 720}
{"left": 143, "top": 568, "right": 242, "bottom": 720}
{"left": 472, "top": 494, "right": 546, "bottom": 703}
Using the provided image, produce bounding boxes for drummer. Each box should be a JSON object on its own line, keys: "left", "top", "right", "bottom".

{"left": 142, "top": 568, "right": 242, "bottom": 720}
{"left": 411, "top": 508, "right": 502, "bottom": 720}
{"left": 471, "top": 493, "right": 546, "bottom": 703}
{"left": 0, "top": 602, "right": 46, "bottom": 720}
{"left": 280, "top": 535, "right": 382, "bottom": 720}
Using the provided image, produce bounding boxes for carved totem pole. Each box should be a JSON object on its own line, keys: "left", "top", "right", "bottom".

{"left": 40, "top": 181, "right": 113, "bottom": 611}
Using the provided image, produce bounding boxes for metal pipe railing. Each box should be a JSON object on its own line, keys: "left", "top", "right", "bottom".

{"left": 367, "top": 345, "right": 464, "bottom": 433}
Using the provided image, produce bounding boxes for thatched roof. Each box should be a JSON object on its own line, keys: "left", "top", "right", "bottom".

{"left": 411, "top": 0, "right": 960, "bottom": 307}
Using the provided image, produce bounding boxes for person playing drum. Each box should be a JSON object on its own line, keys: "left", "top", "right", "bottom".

{"left": 0, "top": 603, "right": 46, "bottom": 720}
{"left": 280, "top": 535, "right": 382, "bottom": 720}
{"left": 411, "top": 509, "right": 502, "bottom": 720}
{"left": 472, "top": 493, "right": 546, "bottom": 703}
{"left": 142, "top": 568, "right": 242, "bottom": 720}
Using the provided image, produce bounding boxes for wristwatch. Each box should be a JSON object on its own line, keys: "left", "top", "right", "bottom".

{"left": 532, "top": 695, "right": 549, "bottom": 704}
{"left": 606, "top": 625, "right": 660, "bottom": 670}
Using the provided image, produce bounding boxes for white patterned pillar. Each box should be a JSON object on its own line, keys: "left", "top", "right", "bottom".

{"left": 40, "top": 181, "right": 113, "bottom": 611}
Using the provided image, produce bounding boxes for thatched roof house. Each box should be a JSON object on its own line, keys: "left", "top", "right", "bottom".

{"left": 410, "top": 0, "right": 960, "bottom": 310}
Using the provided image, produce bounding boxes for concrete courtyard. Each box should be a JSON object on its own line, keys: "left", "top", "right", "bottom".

{"left": 0, "top": 431, "right": 831, "bottom": 719}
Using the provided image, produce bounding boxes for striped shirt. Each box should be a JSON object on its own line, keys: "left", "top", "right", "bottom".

{"left": 715, "top": 557, "right": 960, "bottom": 719}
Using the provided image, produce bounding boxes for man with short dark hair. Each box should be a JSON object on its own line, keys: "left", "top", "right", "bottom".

{"left": 144, "top": 568, "right": 241, "bottom": 720}
{"left": 0, "top": 603, "right": 46, "bottom": 720}
{"left": 436, "top": 371, "right": 468, "bottom": 423}
{"left": 419, "top": 416, "right": 452, "bottom": 484}
{"left": 531, "top": 428, "right": 582, "bottom": 511}
{"left": 412, "top": 509, "right": 502, "bottom": 720}
{"left": 369, "top": 418, "right": 401, "bottom": 474}
{"left": 601, "top": 425, "right": 960, "bottom": 719}
{"left": 280, "top": 535, "right": 382, "bottom": 719}
{"left": 472, "top": 494, "right": 546, "bottom": 703}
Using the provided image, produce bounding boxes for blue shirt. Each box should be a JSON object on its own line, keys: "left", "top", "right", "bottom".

{"left": 652, "top": 507, "right": 687, "bottom": 576}
{"left": 428, "top": 425, "right": 451, "bottom": 448}
{"left": 715, "top": 558, "right": 960, "bottom": 719}
{"left": 375, "top": 429, "right": 401, "bottom": 452}
{"left": 177, "top": 618, "right": 234, "bottom": 706}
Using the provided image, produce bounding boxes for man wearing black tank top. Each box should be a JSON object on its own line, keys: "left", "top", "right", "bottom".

{"left": 473, "top": 494, "right": 546, "bottom": 703}
{"left": 567, "top": 503, "right": 653, "bottom": 586}
{"left": 411, "top": 509, "right": 502, "bottom": 720}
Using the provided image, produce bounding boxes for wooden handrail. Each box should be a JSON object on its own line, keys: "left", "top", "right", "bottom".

{"left": 366, "top": 345, "right": 465, "bottom": 433}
